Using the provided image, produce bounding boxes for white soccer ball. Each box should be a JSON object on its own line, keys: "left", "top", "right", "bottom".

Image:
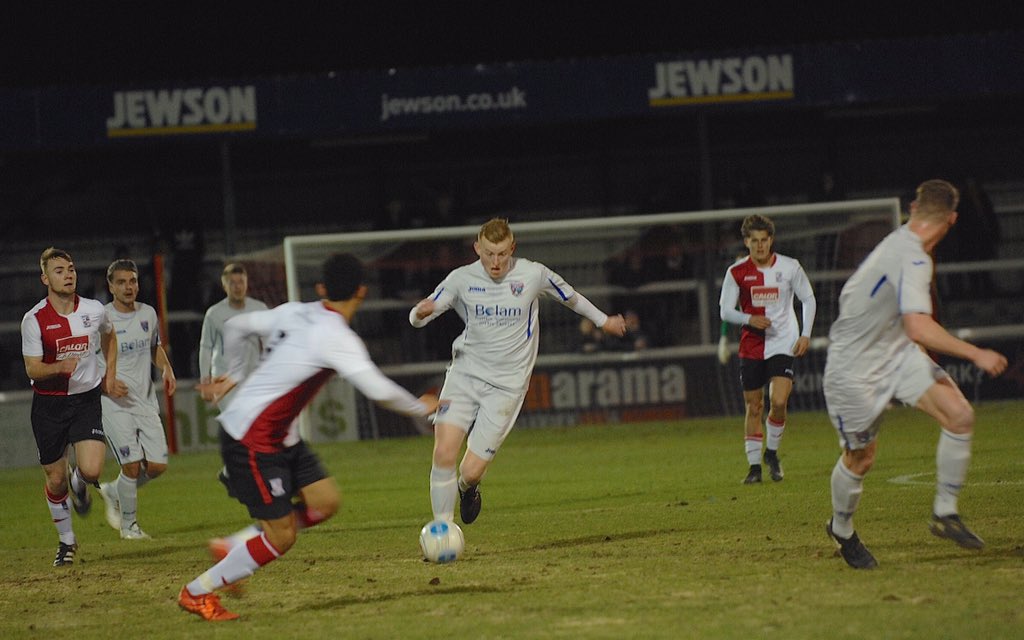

{"left": 419, "top": 519, "right": 465, "bottom": 563}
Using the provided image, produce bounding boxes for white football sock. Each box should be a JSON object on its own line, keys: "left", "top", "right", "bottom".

{"left": 430, "top": 465, "right": 457, "bottom": 521}
{"left": 117, "top": 472, "right": 138, "bottom": 528}
{"left": 830, "top": 457, "right": 863, "bottom": 539}
{"left": 46, "top": 487, "right": 76, "bottom": 545}
{"left": 766, "top": 417, "right": 785, "bottom": 451}
{"left": 744, "top": 435, "right": 763, "bottom": 465}
{"left": 188, "top": 532, "right": 281, "bottom": 595}
{"left": 934, "top": 428, "right": 971, "bottom": 517}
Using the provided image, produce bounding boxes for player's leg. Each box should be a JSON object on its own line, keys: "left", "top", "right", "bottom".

{"left": 764, "top": 357, "right": 795, "bottom": 481}
{"left": 101, "top": 410, "right": 145, "bottom": 535}
{"left": 432, "top": 422, "right": 468, "bottom": 521}
{"left": 822, "top": 367, "right": 888, "bottom": 569}
{"left": 293, "top": 444, "right": 340, "bottom": 529}
{"left": 428, "top": 373, "right": 475, "bottom": 522}
{"left": 67, "top": 388, "right": 106, "bottom": 514}
{"left": 180, "top": 435, "right": 295, "bottom": 620}
{"left": 913, "top": 376, "right": 983, "bottom": 549}
{"left": 33, "top": 394, "right": 78, "bottom": 565}
{"left": 457, "top": 384, "right": 525, "bottom": 524}
{"left": 739, "top": 358, "right": 767, "bottom": 484}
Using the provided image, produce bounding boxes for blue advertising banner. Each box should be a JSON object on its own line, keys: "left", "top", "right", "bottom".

{"left": 3, "top": 31, "right": 1021, "bottom": 150}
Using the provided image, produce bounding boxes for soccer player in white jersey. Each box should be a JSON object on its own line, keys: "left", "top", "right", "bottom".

{"left": 720, "top": 215, "right": 816, "bottom": 484}
{"left": 823, "top": 179, "right": 1007, "bottom": 569}
{"left": 411, "top": 218, "right": 627, "bottom": 526}
{"left": 199, "top": 263, "right": 268, "bottom": 497}
{"left": 198, "top": 263, "right": 268, "bottom": 407}
{"left": 96, "top": 259, "right": 176, "bottom": 540}
{"left": 21, "top": 247, "right": 125, "bottom": 566}
{"left": 180, "top": 253, "right": 438, "bottom": 621}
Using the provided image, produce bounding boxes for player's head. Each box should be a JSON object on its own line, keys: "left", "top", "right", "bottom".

{"left": 221, "top": 263, "right": 248, "bottom": 304}
{"left": 740, "top": 214, "right": 775, "bottom": 264}
{"left": 39, "top": 247, "right": 76, "bottom": 296}
{"left": 106, "top": 259, "right": 139, "bottom": 308}
{"left": 320, "top": 253, "right": 366, "bottom": 302}
{"left": 475, "top": 217, "right": 516, "bottom": 280}
{"left": 912, "top": 179, "right": 960, "bottom": 221}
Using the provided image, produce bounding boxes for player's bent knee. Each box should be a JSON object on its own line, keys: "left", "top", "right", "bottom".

{"left": 947, "top": 402, "right": 975, "bottom": 434}
{"left": 144, "top": 462, "right": 168, "bottom": 478}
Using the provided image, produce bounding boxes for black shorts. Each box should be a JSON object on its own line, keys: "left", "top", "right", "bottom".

{"left": 219, "top": 428, "right": 329, "bottom": 521}
{"left": 31, "top": 385, "right": 105, "bottom": 465}
{"left": 739, "top": 354, "right": 795, "bottom": 392}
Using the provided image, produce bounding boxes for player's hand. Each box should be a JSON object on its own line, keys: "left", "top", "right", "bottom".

{"left": 196, "top": 375, "right": 237, "bottom": 405}
{"left": 717, "top": 335, "right": 730, "bottom": 365}
{"left": 163, "top": 366, "right": 177, "bottom": 396}
{"left": 418, "top": 393, "right": 440, "bottom": 416}
{"left": 601, "top": 314, "right": 627, "bottom": 337}
{"left": 792, "top": 336, "right": 810, "bottom": 357}
{"left": 106, "top": 374, "right": 129, "bottom": 398}
{"left": 973, "top": 348, "right": 1008, "bottom": 377}
{"left": 414, "top": 299, "right": 435, "bottom": 320}
{"left": 748, "top": 315, "right": 772, "bottom": 330}
{"left": 54, "top": 358, "right": 79, "bottom": 376}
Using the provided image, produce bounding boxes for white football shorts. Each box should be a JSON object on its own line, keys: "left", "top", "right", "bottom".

{"left": 433, "top": 371, "right": 526, "bottom": 461}
{"left": 101, "top": 409, "right": 169, "bottom": 465}
{"left": 823, "top": 342, "right": 951, "bottom": 450}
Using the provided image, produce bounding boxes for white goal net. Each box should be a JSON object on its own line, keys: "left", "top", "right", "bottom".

{"left": 275, "top": 199, "right": 901, "bottom": 438}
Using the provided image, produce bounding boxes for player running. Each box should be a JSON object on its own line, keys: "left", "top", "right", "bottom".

{"left": 410, "top": 217, "right": 626, "bottom": 527}
{"left": 97, "top": 259, "right": 176, "bottom": 540}
{"left": 180, "top": 253, "right": 437, "bottom": 621}
{"left": 719, "top": 214, "right": 816, "bottom": 484}
{"left": 21, "top": 247, "right": 124, "bottom": 566}
{"left": 823, "top": 179, "right": 1007, "bottom": 569}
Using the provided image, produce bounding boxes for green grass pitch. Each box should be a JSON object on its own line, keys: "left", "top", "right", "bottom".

{"left": 1, "top": 401, "right": 1021, "bottom": 638}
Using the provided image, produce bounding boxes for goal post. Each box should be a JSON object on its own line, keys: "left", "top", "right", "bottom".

{"left": 280, "top": 198, "right": 902, "bottom": 438}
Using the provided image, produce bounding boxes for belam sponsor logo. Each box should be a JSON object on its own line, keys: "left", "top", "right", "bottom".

{"left": 55, "top": 335, "right": 90, "bottom": 360}
{"left": 475, "top": 304, "right": 522, "bottom": 317}
{"left": 751, "top": 286, "right": 780, "bottom": 306}
{"left": 106, "top": 85, "right": 257, "bottom": 138}
{"left": 648, "top": 54, "right": 794, "bottom": 107}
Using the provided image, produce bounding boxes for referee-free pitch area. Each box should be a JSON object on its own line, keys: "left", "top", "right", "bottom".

{"left": 1, "top": 401, "right": 1021, "bottom": 639}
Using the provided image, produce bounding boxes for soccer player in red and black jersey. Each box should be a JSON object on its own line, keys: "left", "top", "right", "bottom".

{"left": 20, "top": 247, "right": 126, "bottom": 566}
{"left": 719, "top": 215, "right": 817, "bottom": 484}
{"left": 180, "top": 254, "right": 438, "bottom": 621}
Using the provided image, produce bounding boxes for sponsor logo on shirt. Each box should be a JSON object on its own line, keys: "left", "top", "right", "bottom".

{"left": 509, "top": 281, "right": 524, "bottom": 296}
{"left": 55, "top": 335, "right": 90, "bottom": 360}
{"left": 475, "top": 304, "right": 522, "bottom": 317}
{"left": 750, "top": 286, "right": 780, "bottom": 306}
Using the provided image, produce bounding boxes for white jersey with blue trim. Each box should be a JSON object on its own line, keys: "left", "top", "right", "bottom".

{"left": 99, "top": 301, "right": 162, "bottom": 416}
{"left": 412, "top": 257, "right": 578, "bottom": 393}
{"left": 825, "top": 225, "right": 933, "bottom": 381}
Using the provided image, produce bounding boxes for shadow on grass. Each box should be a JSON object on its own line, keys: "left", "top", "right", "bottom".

{"left": 517, "top": 527, "right": 684, "bottom": 552}
{"left": 295, "top": 583, "right": 507, "bottom": 611}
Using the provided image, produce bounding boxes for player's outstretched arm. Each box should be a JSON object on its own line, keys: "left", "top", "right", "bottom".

{"left": 903, "top": 313, "right": 1008, "bottom": 376}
